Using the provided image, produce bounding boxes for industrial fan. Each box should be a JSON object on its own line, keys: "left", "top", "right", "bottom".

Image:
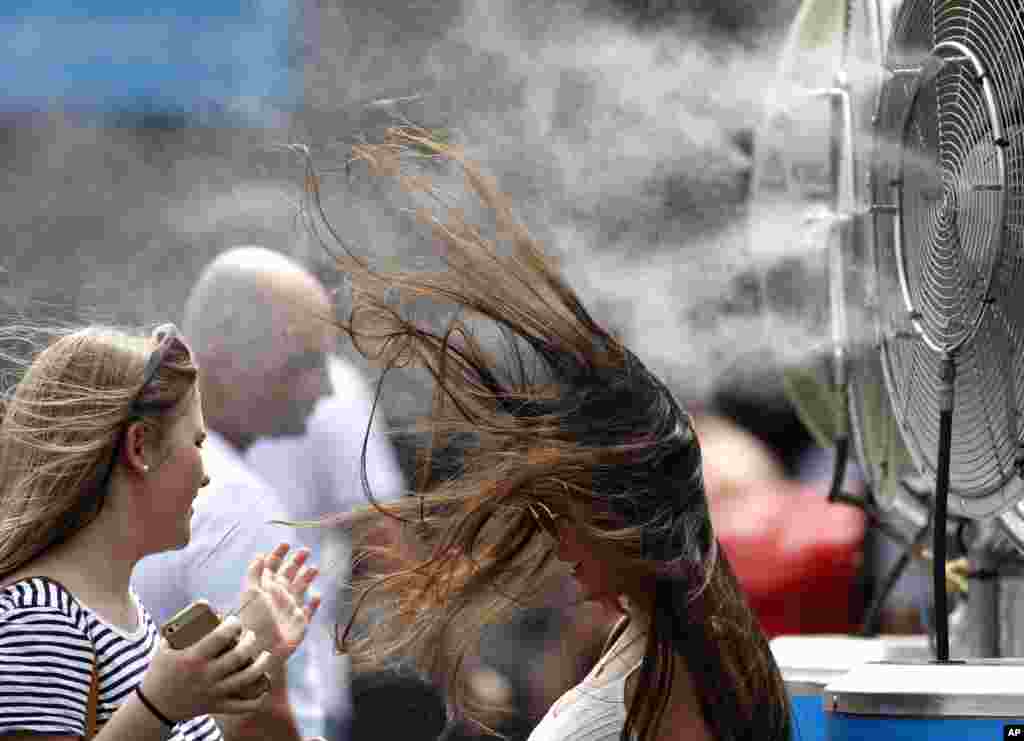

{"left": 751, "top": 0, "right": 853, "bottom": 387}
{"left": 868, "top": 0, "right": 1024, "bottom": 649}
{"left": 842, "top": 0, "right": 928, "bottom": 534}
{"left": 824, "top": 0, "right": 1024, "bottom": 738}
{"left": 750, "top": 0, "right": 932, "bottom": 617}
{"left": 750, "top": 4, "right": 935, "bottom": 736}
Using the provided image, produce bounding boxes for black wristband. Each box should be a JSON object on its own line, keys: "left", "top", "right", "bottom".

{"left": 135, "top": 686, "right": 175, "bottom": 728}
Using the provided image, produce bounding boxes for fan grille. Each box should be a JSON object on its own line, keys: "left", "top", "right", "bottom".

{"left": 845, "top": 0, "right": 922, "bottom": 509}
{"left": 871, "top": 0, "right": 1024, "bottom": 517}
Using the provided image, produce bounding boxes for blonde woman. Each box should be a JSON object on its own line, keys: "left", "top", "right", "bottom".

{"left": 305, "top": 130, "right": 791, "bottom": 741}
{"left": 0, "top": 324, "right": 322, "bottom": 741}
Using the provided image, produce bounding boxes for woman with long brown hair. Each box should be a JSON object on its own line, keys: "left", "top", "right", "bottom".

{"left": 302, "top": 128, "right": 791, "bottom": 741}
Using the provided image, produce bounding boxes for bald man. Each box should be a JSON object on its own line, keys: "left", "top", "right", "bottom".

{"left": 132, "top": 247, "right": 349, "bottom": 740}
{"left": 185, "top": 246, "right": 336, "bottom": 449}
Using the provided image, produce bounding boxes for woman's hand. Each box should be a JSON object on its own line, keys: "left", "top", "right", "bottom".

{"left": 143, "top": 614, "right": 275, "bottom": 721}
{"left": 236, "top": 543, "right": 321, "bottom": 665}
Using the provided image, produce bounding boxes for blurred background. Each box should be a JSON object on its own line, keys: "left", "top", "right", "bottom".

{"left": 1, "top": 1, "right": 913, "bottom": 738}
{"left": 1, "top": 0, "right": 809, "bottom": 434}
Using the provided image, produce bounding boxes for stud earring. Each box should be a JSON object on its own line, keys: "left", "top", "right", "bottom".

{"left": 142, "top": 464, "right": 150, "bottom": 473}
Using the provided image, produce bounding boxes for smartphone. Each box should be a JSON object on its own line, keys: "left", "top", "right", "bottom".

{"left": 160, "top": 600, "right": 271, "bottom": 700}
{"left": 161, "top": 600, "right": 221, "bottom": 650}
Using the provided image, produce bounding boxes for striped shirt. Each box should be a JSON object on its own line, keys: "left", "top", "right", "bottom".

{"left": 0, "top": 576, "right": 221, "bottom": 740}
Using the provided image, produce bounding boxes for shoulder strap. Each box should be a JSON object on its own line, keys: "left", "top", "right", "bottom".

{"left": 85, "top": 655, "right": 99, "bottom": 741}
{"left": 592, "top": 615, "right": 632, "bottom": 677}
{"left": 2, "top": 575, "right": 102, "bottom": 737}
{"left": 599, "top": 615, "right": 631, "bottom": 660}
{"left": 85, "top": 646, "right": 99, "bottom": 739}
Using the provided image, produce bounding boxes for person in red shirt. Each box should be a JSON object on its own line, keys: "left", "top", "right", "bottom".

{"left": 699, "top": 415, "right": 866, "bottom": 637}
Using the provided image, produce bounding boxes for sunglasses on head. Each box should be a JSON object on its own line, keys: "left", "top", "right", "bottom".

{"left": 132, "top": 324, "right": 185, "bottom": 411}
{"left": 97, "top": 323, "right": 187, "bottom": 486}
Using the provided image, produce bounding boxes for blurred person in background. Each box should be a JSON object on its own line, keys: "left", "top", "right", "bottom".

{"left": 243, "top": 348, "right": 408, "bottom": 741}
{"left": 307, "top": 130, "right": 791, "bottom": 741}
{"left": 798, "top": 446, "right": 927, "bottom": 635}
{"left": 132, "top": 248, "right": 339, "bottom": 740}
{"left": 695, "top": 414, "right": 786, "bottom": 501}
{"left": 698, "top": 414, "right": 866, "bottom": 637}
{"left": 0, "top": 324, "right": 319, "bottom": 740}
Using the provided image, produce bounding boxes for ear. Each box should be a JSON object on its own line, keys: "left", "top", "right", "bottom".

{"left": 122, "top": 421, "right": 151, "bottom": 475}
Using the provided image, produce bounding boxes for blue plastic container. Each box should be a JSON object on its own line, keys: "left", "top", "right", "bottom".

{"left": 772, "top": 636, "right": 932, "bottom": 741}
{"left": 788, "top": 681, "right": 826, "bottom": 741}
{"left": 825, "top": 661, "right": 1024, "bottom": 741}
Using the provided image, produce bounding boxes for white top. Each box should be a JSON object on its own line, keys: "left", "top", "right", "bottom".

{"left": 528, "top": 620, "right": 642, "bottom": 741}
{"left": 0, "top": 576, "right": 220, "bottom": 740}
{"left": 242, "top": 356, "right": 406, "bottom": 723}
{"left": 130, "top": 430, "right": 324, "bottom": 739}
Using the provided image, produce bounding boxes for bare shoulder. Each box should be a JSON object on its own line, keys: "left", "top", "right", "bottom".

{"left": 624, "top": 654, "right": 712, "bottom": 741}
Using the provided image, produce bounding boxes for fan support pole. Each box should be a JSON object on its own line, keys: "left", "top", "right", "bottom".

{"left": 934, "top": 355, "right": 956, "bottom": 662}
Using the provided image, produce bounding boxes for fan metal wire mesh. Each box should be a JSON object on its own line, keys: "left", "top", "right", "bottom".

{"left": 871, "top": 0, "right": 1024, "bottom": 519}
{"left": 748, "top": 0, "right": 926, "bottom": 519}
{"left": 841, "top": 0, "right": 927, "bottom": 514}
{"left": 752, "top": 0, "right": 886, "bottom": 373}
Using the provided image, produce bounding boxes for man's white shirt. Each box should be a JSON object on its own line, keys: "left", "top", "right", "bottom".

{"left": 243, "top": 356, "right": 406, "bottom": 730}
